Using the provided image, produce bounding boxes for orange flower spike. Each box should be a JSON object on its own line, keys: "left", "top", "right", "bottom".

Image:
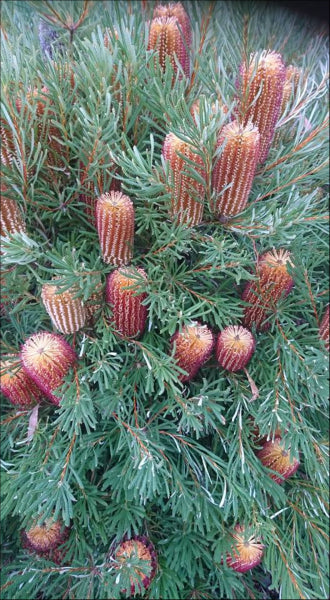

{"left": 148, "top": 16, "right": 189, "bottom": 78}
{"left": 0, "top": 184, "right": 26, "bottom": 236}
{"left": 152, "top": 1, "right": 191, "bottom": 76}
{"left": 113, "top": 535, "right": 158, "bottom": 595}
{"left": 21, "top": 517, "right": 70, "bottom": 565}
{"left": 41, "top": 282, "right": 86, "bottom": 334}
{"left": 319, "top": 304, "right": 329, "bottom": 352}
{"left": 227, "top": 525, "right": 264, "bottom": 573}
{"left": 256, "top": 437, "right": 300, "bottom": 483}
{"left": 216, "top": 325, "right": 256, "bottom": 372}
{"left": 171, "top": 322, "right": 214, "bottom": 382}
{"left": 96, "top": 191, "right": 135, "bottom": 266}
{"left": 162, "top": 132, "right": 205, "bottom": 226}
{"left": 211, "top": 120, "right": 260, "bottom": 218}
{"left": 1, "top": 356, "right": 43, "bottom": 408}
{"left": 106, "top": 267, "right": 148, "bottom": 339}
{"left": 238, "top": 50, "right": 286, "bottom": 163}
{"left": 242, "top": 248, "right": 294, "bottom": 332}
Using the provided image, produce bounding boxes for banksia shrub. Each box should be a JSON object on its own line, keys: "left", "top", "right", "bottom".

{"left": 21, "top": 517, "right": 70, "bottom": 564}
{"left": 226, "top": 525, "right": 264, "bottom": 573}
{"left": 0, "top": 356, "right": 43, "bottom": 408}
{"left": 41, "top": 281, "right": 86, "bottom": 334}
{"left": 171, "top": 322, "right": 214, "bottom": 382}
{"left": 237, "top": 50, "right": 286, "bottom": 163}
{"left": 148, "top": 16, "right": 190, "bottom": 78}
{"left": 242, "top": 248, "right": 294, "bottom": 332}
{"left": 20, "top": 332, "right": 76, "bottom": 406}
{"left": 256, "top": 437, "right": 300, "bottom": 483}
{"left": 162, "top": 132, "right": 205, "bottom": 225}
{"left": 112, "top": 535, "right": 157, "bottom": 595}
{"left": 216, "top": 325, "right": 256, "bottom": 372}
{"left": 211, "top": 120, "right": 260, "bottom": 218}
{"left": 319, "top": 304, "right": 329, "bottom": 351}
{"left": 106, "top": 267, "right": 148, "bottom": 338}
{"left": 96, "top": 191, "right": 134, "bottom": 265}
{"left": 0, "top": 185, "right": 26, "bottom": 236}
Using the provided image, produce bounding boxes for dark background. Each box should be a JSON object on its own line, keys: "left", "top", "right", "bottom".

{"left": 273, "top": 1, "right": 329, "bottom": 25}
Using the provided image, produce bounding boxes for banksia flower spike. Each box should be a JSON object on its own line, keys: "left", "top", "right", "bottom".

{"left": 162, "top": 132, "right": 205, "bottom": 226}
{"left": 96, "top": 191, "right": 134, "bottom": 266}
{"left": 152, "top": 1, "right": 191, "bottom": 76}
{"left": 211, "top": 120, "right": 260, "bottom": 218}
{"left": 256, "top": 437, "right": 300, "bottom": 483}
{"left": 20, "top": 331, "right": 76, "bottom": 406}
{"left": 21, "top": 517, "right": 70, "bottom": 564}
{"left": 227, "top": 525, "right": 264, "bottom": 573}
{"left": 41, "top": 281, "right": 86, "bottom": 334}
{"left": 0, "top": 184, "right": 26, "bottom": 236}
{"left": 216, "top": 325, "right": 256, "bottom": 372}
{"left": 237, "top": 50, "right": 286, "bottom": 163}
{"left": 148, "top": 16, "right": 189, "bottom": 78}
{"left": 171, "top": 322, "right": 214, "bottom": 382}
{"left": 1, "top": 356, "right": 43, "bottom": 408}
{"left": 242, "top": 248, "right": 294, "bottom": 332}
{"left": 319, "top": 304, "right": 329, "bottom": 351}
{"left": 112, "top": 535, "right": 157, "bottom": 595}
{"left": 106, "top": 267, "right": 148, "bottom": 338}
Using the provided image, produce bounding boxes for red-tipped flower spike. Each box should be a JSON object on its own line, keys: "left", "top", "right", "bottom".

{"left": 21, "top": 517, "right": 70, "bottom": 564}
{"left": 113, "top": 535, "right": 157, "bottom": 595}
{"left": 41, "top": 281, "right": 86, "bottom": 334}
{"left": 152, "top": 2, "right": 191, "bottom": 76}
{"left": 1, "top": 356, "right": 43, "bottom": 408}
{"left": 256, "top": 437, "right": 300, "bottom": 483}
{"left": 106, "top": 267, "right": 148, "bottom": 338}
{"left": 227, "top": 525, "right": 264, "bottom": 573}
{"left": 238, "top": 50, "right": 286, "bottom": 163}
{"left": 171, "top": 322, "right": 214, "bottom": 382}
{"left": 211, "top": 120, "right": 260, "bottom": 218}
{"left": 319, "top": 304, "right": 329, "bottom": 352}
{"left": 148, "top": 16, "right": 189, "bottom": 78}
{"left": 0, "top": 184, "right": 26, "bottom": 236}
{"left": 96, "top": 191, "right": 134, "bottom": 266}
{"left": 242, "top": 248, "right": 294, "bottom": 332}
{"left": 20, "top": 332, "right": 76, "bottom": 406}
{"left": 162, "top": 132, "right": 205, "bottom": 226}
{"left": 216, "top": 326, "right": 256, "bottom": 372}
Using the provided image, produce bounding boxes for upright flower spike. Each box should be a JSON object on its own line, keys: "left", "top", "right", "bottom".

{"left": 21, "top": 517, "right": 70, "bottom": 564}
{"left": 162, "top": 132, "right": 205, "bottom": 226}
{"left": 113, "top": 535, "right": 158, "bottom": 596}
{"left": 227, "top": 525, "right": 264, "bottom": 573}
{"left": 106, "top": 267, "right": 148, "bottom": 338}
{"left": 20, "top": 332, "right": 76, "bottom": 406}
{"left": 211, "top": 120, "right": 260, "bottom": 218}
{"left": 256, "top": 437, "right": 300, "bottom": 483}
{"left": 171, "top": 322, "right": 214, "bottom": 382}
{"left": 242, "top": 248, "right": 294, "bottom": 332}
{"left": 237, "top": 50, "right": 286, "bottom": 163}
{"left": 152, "top": 1, "right": 191, "bottom": 76}
{"left": 216, "top": 325, "right": 256, "bottom": 372}
{"left": 319, "top": 304, "right": 329, "bottom": 351}
{"left": 41, "top": 281, "right": 86, "bottom": 334}
{"left": 96, "top": 191, "right": 134, "bottom": 266}
{"left": 1, "top": 356, "right": 43, "bottom": 408}
{"left": 0, "top": 184, "right": 26, "bottom": 236}
{"left": 148, "top": 16, "right": 189, "bottom": 78}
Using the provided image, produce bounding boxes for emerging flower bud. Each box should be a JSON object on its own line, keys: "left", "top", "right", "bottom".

{"left": 1, "top": 356, "right": 43, "bottom": 408}
{"left": 96, "top": 191, "right": 134, "bottom": 266}
{"left": 41, "top": 281, "right": 86, "bottom": 334}
{"left": 0, "top": 184, "right": 26, "bottom": 236}
{"left": 280, "top": 65, "right": 301, "bottom": 116}
{"left": 227, "top": 524, "right": 264, "bottom": 573}
{"left": 171, "top": 322, "right": 214, "bottom": 382}
{"left": 216, "top": 325, "right": 256, "bottom": 372}
{"left": 148, "top": 16, "right": 189, "bottom": 78}
{"left": 237, "top": 50, "right": 286, "bottom": 163}
{"left": 106, "top": 267, "right": 148, "bottom": 338}
{"left": 21, "top": 517, "right": 70, "bottom": 564}
{"left": 113, "top": 535, "right": 157, "bottom": 595}
{"left": 162, "top": 132, "right": 205, "bottom": 226}
{"left": 211, "top": 120, "right": 260, "bottom": 218}
{"left": 319, "top": 304, "right": 329, "bottom": 352}
{"left": 20, "top": 331, "right": 76, "bottom": 405}
{"left": 256, "top": 437, "right": 300, "bottom": 483}
{"left": 242, "top": 248, "right": 294, "bottom": 332}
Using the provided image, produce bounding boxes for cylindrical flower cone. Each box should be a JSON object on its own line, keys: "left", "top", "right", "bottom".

{"left": 112, "top": 535, "right": 157, "bottom": 595}
{"left": 319, "top": 304, "right": 329, "bottom": 352}
{"left": 256, "top": 437, "right": 300, "bottom": 483}
{"left": 171, "top": 322, "right": 214, "bottom": 382}
{"left": 148, "top": 16, "right": 189, "bottom": 78}
{"left": 106, "top": 267, "right": 148, "bottom": 338}
{"left": 21, "top": 517, "right": 70, "bottom": 564}
{"left": 216, "top": 325, "right": 256, "bottom": 372}
{"left": 0, "top": 184, "right": 26, "bottom": 236}
{"left": 242, "top": 248, "right": 294, "bottom": 332}
{"left": 96, "top": 191, "right": 134, "bottom": 266}
{"left": 211, "top": 120, "right": 260, "bottom": 218}
{"left": 152, "top": 1, "right": 191, "bottom": 76}
{"left": 20, "top": 331, "right": 76, "bottom": 406}
{"left": 237, "top": 50, "right": 286, "bottom": 163}
{"left": 227, "top": 525, "right": 264, "bottom": 573}
{"left": 41, "top": 281, "right": 86, "bottom": 334}
{"left": 1, "top": 356, "right": 43, "bottom": 408}
{"left": 162, "top": 132, "right": 205, "bottom": 226}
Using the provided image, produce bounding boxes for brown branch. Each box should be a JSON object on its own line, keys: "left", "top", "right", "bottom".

{"left": 60, "top": 433, "right": 77, "bottom": 482}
